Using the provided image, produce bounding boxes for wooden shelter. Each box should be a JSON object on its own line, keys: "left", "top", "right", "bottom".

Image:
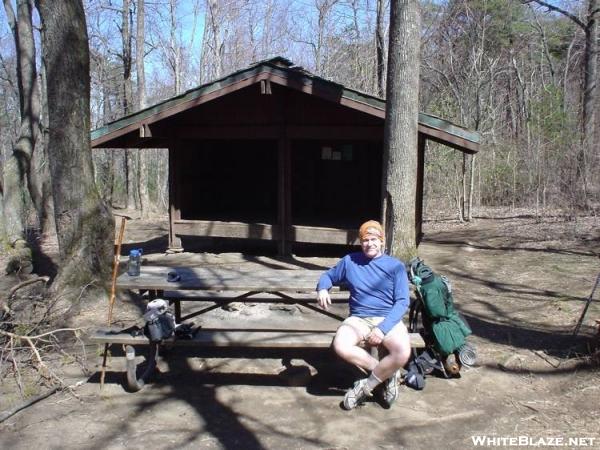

{"left": 92, "top": 57, "right": 480, "bottom": 254}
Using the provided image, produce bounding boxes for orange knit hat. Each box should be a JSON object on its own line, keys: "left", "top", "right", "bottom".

{"left": 358, "top": 220, "right": 384, "bottom": 241}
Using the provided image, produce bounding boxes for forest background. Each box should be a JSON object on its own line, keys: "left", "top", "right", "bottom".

{"left": 0, "top": 0, "right": 598, "bottom": 267}
{"left": 0, "top": 0, "right": 598, "bottom": 432}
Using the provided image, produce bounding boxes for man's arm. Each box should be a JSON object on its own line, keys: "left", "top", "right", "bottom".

{"left": 316, "top": 257, "right": 347, "bottom": 310}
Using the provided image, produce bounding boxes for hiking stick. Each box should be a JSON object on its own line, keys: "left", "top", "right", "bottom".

{"left": 101, "top": 214, "right": 129, "bottom": 389}
{"left": 573, "top": 271, "right": 600, "bottom": 337}
{"left": 107, "top": 215, "right": 129, "bottom": 326}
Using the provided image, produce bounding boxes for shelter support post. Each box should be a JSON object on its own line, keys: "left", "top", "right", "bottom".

{"left": 415, "top": 136, "right": 425, "bottom": 245}
{"left": 277, "top": 133, "right": 292, "bottom": 255}
{"left": 168, "top": 145, "right": 183, "bottom": 252}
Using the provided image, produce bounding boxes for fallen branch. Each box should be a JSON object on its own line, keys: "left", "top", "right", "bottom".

{"left": 8, "top": 276, "right": 50, "bottom": 299}
{"left": 0, "top": 386, "right": 60, "bottom": 423}
{"left": 0, "top": 380, "right": 86, "bottom": 423}
{"left": 2, "top": 276, "right": 51, "bottom": 321}
{"left": 0, "top": 328, "right": 82, "bottom": 340}
{"left": 0, "top": 328, "right": 83, "bottom": 385}
{"left": 532, "top": 349, "right": 561, "bottom": 368}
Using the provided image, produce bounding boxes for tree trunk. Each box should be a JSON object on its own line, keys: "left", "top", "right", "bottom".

{"left": 100, "top": 78, "right": 115, "bottom": 204}
{"left": 381, "top": 0, "right": 421, "bottom": 262}
{"left": 205, "top": 0, "right": 224, "bottom": 80}
{"left": 169, "top": 0, "right": 182, "bottom": 95}
{"left": 121, "top": 0, "right": 133, "bottom": 115}
{"left": 36, "top": 55, "right": 55, "bottom": 237}
{"left": 2, "top": 0, "right": 45, "bottom": 273}
{"left": 121, "top": 0, "right": 138, "bottom": 211}
{"left": 126, "top": 151, "right": 139, "bottom": 210}
{"left": 468, "top": 154, "right": 475, "bottom": 221}
{"left": 461, "top": 152, "right": 474, "bottom": 221}
{"left": 135, "top": 0, "right": 146, "bottom": 110}
{"left": 375, "top": 0, "right": 386, "bottom": 97}
{"left": 36, "top": 0, "right": 114, "bottom": 293}
{"left": 137, "top": 0, "right": 151, "bottom": 218}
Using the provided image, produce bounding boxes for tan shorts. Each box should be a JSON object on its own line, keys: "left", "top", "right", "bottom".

{"left": 340, "top": 316, "right": 384, "bottom": 341}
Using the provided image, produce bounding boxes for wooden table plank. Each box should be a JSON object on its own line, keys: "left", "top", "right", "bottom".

{"left": 116, "top": 265, "right": 326, "bottom": 292}
{"left": 90, "top": 329, "right": 425, "bottom": 348}
{"left": 162, "top": 290, "right": 348, "bottom": 303}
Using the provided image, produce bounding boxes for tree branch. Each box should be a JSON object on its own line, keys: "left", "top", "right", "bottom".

{"left": 0, "top": 328, "right": 82, "bottom": 340}
{"left": 8, "top": 276, "right": 50, "bottom": 299}
{"left": 522, "top": 0, "right": 585, "bottom": 29}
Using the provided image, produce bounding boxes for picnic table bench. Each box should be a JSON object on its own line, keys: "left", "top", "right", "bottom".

{"left": 91, "top": 265, "right": 425, "bottom": 391}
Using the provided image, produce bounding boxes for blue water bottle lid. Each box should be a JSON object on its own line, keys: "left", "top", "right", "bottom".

{"left": 130, "top": 249, "right": 141, "bottom": 257}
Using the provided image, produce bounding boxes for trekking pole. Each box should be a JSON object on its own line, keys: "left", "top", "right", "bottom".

{"left": 101, "top": 214, "right": 130, "bottom": 389}
{"left": 573, "top": 271, "right": 600, "bottom": 337}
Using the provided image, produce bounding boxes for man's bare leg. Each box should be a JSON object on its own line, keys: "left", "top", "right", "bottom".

{"left": 332, "top": 324, "right": 379, "bottom": 373}
{"left": 334, "top": 321, "right": 411, "bottom": 409}
{"left": 371, "top": 322, "right": 411, "bottom": 381}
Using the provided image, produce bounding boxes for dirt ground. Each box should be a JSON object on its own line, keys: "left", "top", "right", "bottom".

{"left": 1, "top": 209, "right": 599, "bottom": 450}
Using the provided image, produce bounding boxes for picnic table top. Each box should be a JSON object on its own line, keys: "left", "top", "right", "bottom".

{"left": 116, "top": 265, "right": 326, "bottom": 292}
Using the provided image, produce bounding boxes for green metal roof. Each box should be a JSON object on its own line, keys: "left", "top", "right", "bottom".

{"left": 91, "top": 56, "right": 480, "bottom": 150}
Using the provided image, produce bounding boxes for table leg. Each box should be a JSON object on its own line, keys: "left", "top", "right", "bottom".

{"left": 174, "top": 301, "right": 181, "bottom": 323}
{"left": 99, "top": 343, "right": 110, "bottom": 390}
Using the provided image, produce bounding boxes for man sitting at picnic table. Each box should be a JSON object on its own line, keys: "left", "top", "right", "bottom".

{"left": 316, "top": 220, "right": 411, "bottom": 410}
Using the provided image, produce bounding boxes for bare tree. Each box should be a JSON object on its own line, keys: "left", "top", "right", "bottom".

{"left": 121, "top": 0, "right": 133, "bottom": 114}
{"left": 136, "top": 0, "right": 151, "bottom": 218}
{"left": 382, "top": 0, "right": 421, "bottom": 261}
{"left": 313, "top": 0, "right": 339, "bottom": 77}
{"left": 36, "top": 0, "right": 113, "bottom": 293}
{"left": 136, "top": 0, "right": 146, "bottom": 110}
{"left": 200, "top": 0, "right": 225, "bottom": 82}
{"left": 523, "top": 0, "right": 599, "bottom": 201}
{"left": 120, "top": 0, "right": 139, "bottom": 210}
{"left": 375, "top": 0, "right": 387, "bottom": 97}
{"left": 2, "top": 0, "right": 53, "bottom": 272}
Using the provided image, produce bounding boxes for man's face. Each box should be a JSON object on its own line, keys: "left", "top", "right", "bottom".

{"left": 360, "top": 232, "right": 383, "bottom": 259}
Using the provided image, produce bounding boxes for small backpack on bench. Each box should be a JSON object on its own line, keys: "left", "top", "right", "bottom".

{"left": 144, "top": 299, "right": 176, "bottom": 342}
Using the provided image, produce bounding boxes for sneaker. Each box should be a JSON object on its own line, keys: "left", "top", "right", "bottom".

{"left": 381, "top": 370, "right": 400, "bottom": 408}
{"left": 343, "top": 378, "right": 372, "bottom": 410}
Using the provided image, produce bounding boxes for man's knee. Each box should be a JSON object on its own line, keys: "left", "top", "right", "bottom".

{"left": 385, "top": 346, "right": 410, "bottom": 369}
{"left": 395, "top": 344, "right": 412, "bottom": 365}
{"left": 332, "top": 340, "right": 349, "bottom": 360}
{"left": 332, "top": 325, "right": 360, "bottom": 359}
{"left": 383, "top": 329, "right": 412, "bottom": 365}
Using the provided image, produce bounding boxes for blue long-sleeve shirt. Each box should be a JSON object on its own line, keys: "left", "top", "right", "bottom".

{"left": 316, "top": 252, "right": 410, "bottom": 335}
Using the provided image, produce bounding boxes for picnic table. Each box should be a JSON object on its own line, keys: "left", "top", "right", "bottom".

{"left": 91, "top": 264, "right": 425, "bottom": 391}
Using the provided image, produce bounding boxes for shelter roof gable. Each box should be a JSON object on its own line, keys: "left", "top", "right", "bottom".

{"left": 91, "top": 56, "right": 479, "bottom": 152}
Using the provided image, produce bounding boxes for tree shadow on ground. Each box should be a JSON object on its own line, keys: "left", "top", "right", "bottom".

{"left": 425, "top": 235, "right": 596, "bottom": 257}
{"left": 121, "top": 235, "right": 170, "bottom": 255}
{"left": 462, "top": 312, "right": 594, "bottom": 358}
{"left": 160, "top": 354, "right": 341, "bottom": 449}
{"left": 88, "top": 346, "right": 352, "bottom": 449}
{"left": 442, "top": 267, "right": 592, "bottom": 308}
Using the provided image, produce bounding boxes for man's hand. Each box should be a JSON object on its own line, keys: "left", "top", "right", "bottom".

{"left": 317, "top": 289, "right": 331, "bottom": 310}
{"left": 366, "top": 327, "right": 384, "bottom": 346}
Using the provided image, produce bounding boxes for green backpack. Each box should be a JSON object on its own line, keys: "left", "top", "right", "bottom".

{"left": 409, "top": 258, "right": 472, "bottom": 355}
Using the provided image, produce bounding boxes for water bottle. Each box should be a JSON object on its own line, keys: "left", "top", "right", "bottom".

{"left": 127, "top": 249, "right": 143, "bottom": 276}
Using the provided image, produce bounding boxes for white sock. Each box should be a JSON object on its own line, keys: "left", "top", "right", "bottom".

{"left": 365, "top": 373, "right": 382, "bottom": 394}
